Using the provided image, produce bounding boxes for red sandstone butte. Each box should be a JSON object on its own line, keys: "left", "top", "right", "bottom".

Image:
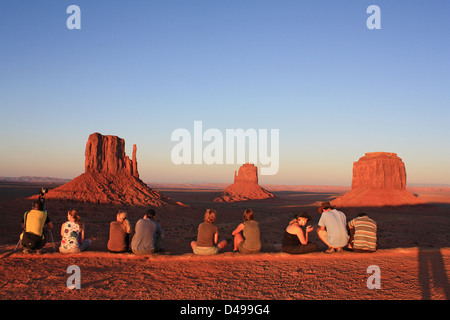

{"left": 214, "top": 163, "right": 275, "bottom": 202}
{"left": 85, "top": 132, "right": 139, "bottom": 178}
{"left": 332, "top": 152, "right": 424, "bottom": 207}
{"left": 36, "top": 133, "right": 181, "bottom": 207}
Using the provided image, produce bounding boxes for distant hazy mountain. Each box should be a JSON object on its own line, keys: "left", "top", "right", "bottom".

{"left": 0, "top": 176, "right": 71, "bottom": 184}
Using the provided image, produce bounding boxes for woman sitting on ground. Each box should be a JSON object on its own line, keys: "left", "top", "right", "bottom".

{"left": 191, "top": 209, "right": 227, "bottom": 255}
{"left": 59, "top": 209, "right": 92, "bottom": 253}
{"left": 232, "top": 208, "right": 261, "bottom": 254}
{"left": 281, "top": 212, "right": 317, "bottom": 254}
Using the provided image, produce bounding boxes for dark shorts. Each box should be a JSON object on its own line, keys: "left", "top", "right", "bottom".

{"left": 282, "top": 242, "right": 318, "bottom": 254}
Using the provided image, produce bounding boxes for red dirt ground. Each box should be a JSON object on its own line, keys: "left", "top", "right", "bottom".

{"left": 0, "top": 183, "right": 449, "bottom": 302}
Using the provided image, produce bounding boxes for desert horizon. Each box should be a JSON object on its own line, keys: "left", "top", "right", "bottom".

{"left": 1, "top": 1, "right": 449, "bottom": 312}
{"left": 1, "top": 177, "right": 449, "bottom": 302}
{"left": 0, "top": 128, "right": 448, "bottom": 305}
{"left": 0, "top": 142, "right": 449, "bottom": 307}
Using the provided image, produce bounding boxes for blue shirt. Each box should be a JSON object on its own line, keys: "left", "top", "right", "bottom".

{"left": 318, "top": 209, "right": 349, "bottom": 248}
{"left": 131, "top": 218, "right": 162, "bottom": 253}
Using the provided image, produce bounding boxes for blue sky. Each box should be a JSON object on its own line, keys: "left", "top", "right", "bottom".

{"left": 0, "top": 1, "right": 449, "bottom": 186}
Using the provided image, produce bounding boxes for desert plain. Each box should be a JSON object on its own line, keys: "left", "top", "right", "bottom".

{"left": 0, "top": 180, "right": 449, "bottom": 301}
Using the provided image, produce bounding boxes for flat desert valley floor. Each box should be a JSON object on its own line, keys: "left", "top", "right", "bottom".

{"left": 0, "top": 182, "right": 449, "bottom": 300}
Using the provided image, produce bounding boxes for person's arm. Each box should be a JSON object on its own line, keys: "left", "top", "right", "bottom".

{"left": 294, "top": 225, "right": 313, "bottom": 245}
{"left": 232, "top": 223, "right": 244, "bottom": 236}
{"left": 214, "top": 231, "right": 219, "bottom": 245}
{"left": 60, "top": 223, "right": 65, "bottom": 238}
{"left": 347, "top": 220, "right": 355, "bottom": 246}
{"left": 348, "top": 226, "right": 355, "bottom": 236}
{"left": 80, "top": 225, "right": 85, "bottom": 243}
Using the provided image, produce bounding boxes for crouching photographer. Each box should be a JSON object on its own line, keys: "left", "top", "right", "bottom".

{"left": 20, "top": 189, "right": 53, "bottom": 254}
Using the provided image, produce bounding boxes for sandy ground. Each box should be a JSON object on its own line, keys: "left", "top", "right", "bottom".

{"left": 1, "top": 248, "right": 449, "bottom": 301}
{"left": 0, "top": 182, "right": 449, "bottom": 302}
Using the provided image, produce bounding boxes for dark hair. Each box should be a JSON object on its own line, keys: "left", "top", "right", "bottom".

{"left": 289, "top": 212, "right": 312, "bottom": 225}
{"left": 33, "top": 200, "right": 43, "bottom": 211}
{"left": 357, "top": 213, "right": 368, "bottom": 217}
{"left": 243, "top": 208, "right": 254, "bottom": 221}
{"left": 146, "top": 208, "right": 156, "bottom": 218}
{"left": 297, "top": 212, "right": 312, "bottom": 221}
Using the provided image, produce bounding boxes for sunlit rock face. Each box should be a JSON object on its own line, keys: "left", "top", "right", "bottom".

{"left": 214, "top": 163, "right": 275, "bottom": 202}
{"left": 332, "top": 152, "right": 424, "bottom": 207}
{"left": 37, "top": 133, "right": 181, "bottom": 207}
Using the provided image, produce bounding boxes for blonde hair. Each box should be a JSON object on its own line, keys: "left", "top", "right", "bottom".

{"left": 204, "top": 209, "right": 217, "bottom": 223}
{"left": 117, "top": 210, "right": 131, "bottom": 233}
{"left": 117, "top": 210, "right": 127, "bottom": 221}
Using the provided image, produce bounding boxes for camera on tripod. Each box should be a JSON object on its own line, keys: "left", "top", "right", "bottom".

{"left": 40, "top": 187, "right": 48, "bottom": 197}
{"left": 38, "top": 187, "right": 48, "bottom": 212}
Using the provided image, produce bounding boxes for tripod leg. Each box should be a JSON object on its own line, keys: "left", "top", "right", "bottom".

{"left": 49, "top": 230, "right": 56, "bottom": 252}
{"left": 13, "top": 238, "right": 21, "bottom": 252}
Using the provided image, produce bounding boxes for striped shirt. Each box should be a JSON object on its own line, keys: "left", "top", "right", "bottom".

{"left": 348, "top": 216, "right": 377, "bottom": 251}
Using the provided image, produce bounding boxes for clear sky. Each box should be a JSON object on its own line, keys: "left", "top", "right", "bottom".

{"left": 0, "top": 0, "right": 449, "bottom": 186}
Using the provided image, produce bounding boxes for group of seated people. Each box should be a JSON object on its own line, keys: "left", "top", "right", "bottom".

{"left": 19, "top": 200, "right": 377, "bottom": 255}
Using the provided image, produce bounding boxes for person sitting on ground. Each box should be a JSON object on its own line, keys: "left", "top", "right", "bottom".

{"left": 348, "top": 213, "right": 377, "bottom": 252}
{"left": 232, "top": 208, "right": 261, "bottom": 254}
{"left": 107, "top": 210, "right": 133, "bottom": 253}
{"left": 20, "top": 200, "right": 54, "bottom": 254}
{"left": 316, "top": 202, "right": 349, "bottom": 253}
{"left": 59, "top": 209, "right": 92, "bottom": 253}
{"left": 191, "top": 209, "right": 227, "bottom": 255}
{"left": 131, "top": 209, "right": 163, "bottom": 255}
{"left": 281, "top": 212, "right": 317, "bottom": 254}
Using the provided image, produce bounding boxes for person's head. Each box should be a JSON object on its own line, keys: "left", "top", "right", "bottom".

{"left": 33, "top": 200, "right": 43, "bottom": 211}
{"left": 290, "top": 212, "right": 311, "bottom": 226}
{"left": 204, "top": 209, "right": 217, "bottom": 223}
{"left": 318, "top": 201, "right": 334, "bottom": 214}
{"left": 67, "top": 208, "right": 83, "bottom": 227}
{"left": 357, "top": 213, "right": 368, "bottom": 218}
{"left": 145, "top": 208, "right": 155, "bottom": 220}
{"left": 243, "top": 208, "right": 254, "bottom": 221}
{"left": 40, "top": 187, "right": 48, "bottom": 197}
{"left": 117, "top": 210, "right": 128, "bottom": 222}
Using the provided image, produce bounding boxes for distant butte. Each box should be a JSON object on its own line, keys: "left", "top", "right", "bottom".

{"left": 34, "top": 133, "right": 183, "bottom": 207}
{"left": 332, "top": 152, "right": 424, "bottom": 207}
{"left": 214, "top": 163, "right": 276, "bottom": 202}
{"left": 85, "top": 132, "right": 139, "bottom": 178}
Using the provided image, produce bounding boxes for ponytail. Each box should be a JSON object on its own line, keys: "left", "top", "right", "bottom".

{"left": 68, "top": 209, "right": 83, "bottom": 228}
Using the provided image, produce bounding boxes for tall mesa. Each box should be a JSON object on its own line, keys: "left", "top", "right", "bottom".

{"left": 332, "top": 152, "right": 424, "bottom": 207}
{"left": 34, "top": 133, "right": 181, "bottom": 207}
